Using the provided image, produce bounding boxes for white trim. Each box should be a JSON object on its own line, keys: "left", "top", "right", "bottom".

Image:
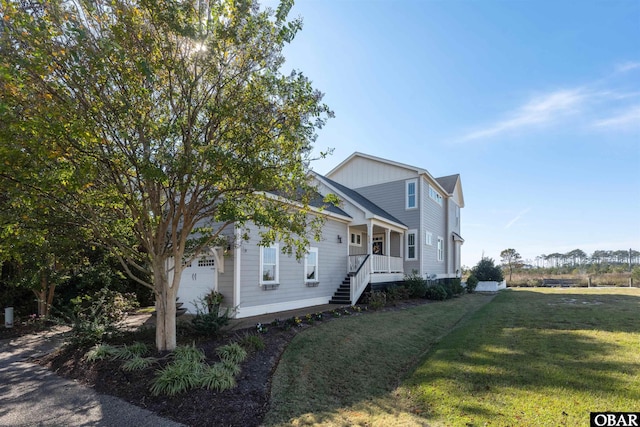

{"left": 304, "top": 247, "right": 319, "bottom": 282}
{"left": 260, "top": 243, "right": 279, "bottom": 285}
{"left": 437, "top": 236, "right": 444, "bottom": 262}
{"left": 406, "top": 229, "right": 417, "bottom": 260}
{"left": 425, "top": 231, "right": 433, "bottom": 246}
{"left": 350, "top": 231, "right": 363, "bottom": 247}
{"left": 326, "top": 152, "right": 449, "bottom": 195}
{"left": 234, "top": 226, "right": 242, "bottom": 309}
{"left": 235, "top": 296, "right": 332, "bottom": 319}
{"left": 429, "top": 185, "right": 443, "bottom": 206}
{"left": 406, "top": 179, "right": 418, "bottom": 209}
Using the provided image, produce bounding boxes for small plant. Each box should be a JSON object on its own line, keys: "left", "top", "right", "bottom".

{"left": 466, "top": 275, "right": 479, "bottom": 293}
{"left": 350, "top": 305, "right": 362, "bottom": 313}
{"left": 238, "top": 332, "right": 265, "bottom": 352}
{"left": 203, "top": 289, "right": 224, "bottom": 313}
{"left": 112, "top": 342, "right": 150, "bottom": 360}
{"left": 173, "top": 343, "right": 206, "bottom": 364}
{"left": 85, "top": 343, "right": 117, "bottom": 362}
{"left": 256, "top": 322, "right": 268, "bottom": 334}
{"left": 313, "top": 312, "right": 324, "bottom": 321}
{"left": 219, "top": 359, "right": 242, "bottom": 376}
{"left": 121, "top": 355, "right": 157, "bottom": 372}
{"left": 190, "top": 304, "right": 233, "bottom": 336}
{"left": 217, "top": 343, "right": 247, "bottom": 365}
{"left": 150, "top": 358, "right": 202, "bottom": 396}
{"left": 331, "top": 309, "right": 342, "bottom": 318}
{"left": 200, "top": 364, "right": 237, "bottom": 392}
{"left": 366, "top": 291, "right": 387, "bottom": 310}
{"left": 304, "top": 313, "right": 314, "bottom": 324}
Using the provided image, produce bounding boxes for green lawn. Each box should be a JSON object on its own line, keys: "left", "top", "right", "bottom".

{"left": 264, "top": 288, "right": 640, "bottom": 426}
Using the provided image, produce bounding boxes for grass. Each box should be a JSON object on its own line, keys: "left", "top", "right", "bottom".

{"left": 264, "top": 288, "right": 640, "bottom": 426}
{"left": 264, "top": 293, "right": 495, "bottom": 426}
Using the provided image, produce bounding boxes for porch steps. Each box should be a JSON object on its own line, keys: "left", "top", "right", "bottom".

{"left": 329, "top": 275, "right": 352, "bottom": 305}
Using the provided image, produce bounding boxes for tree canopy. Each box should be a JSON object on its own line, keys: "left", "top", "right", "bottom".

{"left": 0, "top": 0, "right": 333, "bottom": 350}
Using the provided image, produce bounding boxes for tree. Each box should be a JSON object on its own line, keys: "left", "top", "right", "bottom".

{"left": 471, "top": 257, "right": 504, "bottom": 282}
{"left": 500, "top": 248, "right": 522, "bottom": 282}
{"left": 0, "top": 0, "right": 333, "bottom": 350}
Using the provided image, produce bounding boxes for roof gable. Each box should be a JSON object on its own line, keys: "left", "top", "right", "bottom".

{"left": 313, "top": 173, "right": 407, "bottom": 229}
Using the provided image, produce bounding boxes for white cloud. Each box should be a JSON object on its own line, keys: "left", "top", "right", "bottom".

{"left": 504, "top": 208, "right": 532, "bottom": 229}
{"left": 616, "top": 61, "right": 640, "bottom": 73}
{"left": 456, "top": 63, "right": 640, "bottom": 143}
{"left": 593, "top": 105, "right": 640, "bottom": 130}
{"left": 459, "top": 89, "right": 585, "bottom": 142}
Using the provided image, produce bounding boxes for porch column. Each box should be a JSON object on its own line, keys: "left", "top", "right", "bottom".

{"left": 385, "top": 228, "right": 391, "bottom": 273}
{"left": 367, "top": 223, "right": 373, "bottom": 275}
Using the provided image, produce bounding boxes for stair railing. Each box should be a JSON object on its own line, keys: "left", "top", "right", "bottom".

{"left": 350, "top": 254, "right": 371, "bottom": 304}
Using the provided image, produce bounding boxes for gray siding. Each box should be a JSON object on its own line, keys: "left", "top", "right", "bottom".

{"left": 422, "top": 180, "right": 447, "bottom": 276}
{"left": 355, "top": 179, "right": 422, "bottom": 275}
{"left": 238, "top": 218, "right": 348, "bottom": 310}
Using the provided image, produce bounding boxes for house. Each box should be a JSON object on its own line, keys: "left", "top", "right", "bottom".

{"left": 175, "top": 152, "right": 464, "bottom": 318}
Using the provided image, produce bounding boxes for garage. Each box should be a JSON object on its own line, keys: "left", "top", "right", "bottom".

{"left": 177, "top": 256, "right": 217, "bottom": 314}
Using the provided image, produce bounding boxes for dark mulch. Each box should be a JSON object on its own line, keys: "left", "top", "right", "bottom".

{"left": 34, "top": 299, "right": 433, "bottom": 427}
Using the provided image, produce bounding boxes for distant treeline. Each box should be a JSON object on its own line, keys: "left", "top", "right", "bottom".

{"left": 526, "top": 249, "right": 639, "bottom": 269}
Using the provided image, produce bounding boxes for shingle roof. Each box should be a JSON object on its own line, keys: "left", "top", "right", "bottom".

{"left": 308, "top": 191, "right": 351, "bottom": 218}
{"left": 435, "top": 174, "right": 459, "bottom": 194}
{"left": 316, "top": 175, "right": 407, "bottom": 227}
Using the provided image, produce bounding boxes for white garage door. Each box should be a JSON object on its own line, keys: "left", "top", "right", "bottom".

{"left": 177, "top": 257, "right": 217, "bottom": 314}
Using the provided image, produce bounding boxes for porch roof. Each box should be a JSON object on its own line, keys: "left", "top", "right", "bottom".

{"left": 314, "top": 174, "right": 407, "bottom": 229}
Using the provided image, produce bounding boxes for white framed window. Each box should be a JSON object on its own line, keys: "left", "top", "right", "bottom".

{"left": 304, "top": 247, "right": 319, "bottom": 282}
{"left": 425, "top": 231, "right": 433, "bottom": 246}
{"left": 406, "top": 179, "right": 417, "bottom": 209}
{"left": 350, "top": 232, "right": 362, "bottom": 247}
{"left": 260, "top": 244, "right": 279, "bottom": 284}
{"left": 455, "top": 205, "right": 460, "bottom": 226}
{"left": 406, "top": 230, "right": 417, "bottom": 260}
{"left": 437, "top": 237, "right": 444, "bottom": 262}
{"left": 429, "top": 185, "right": 443, "bottom": 206}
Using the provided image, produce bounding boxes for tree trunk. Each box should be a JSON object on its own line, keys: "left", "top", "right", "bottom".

{"left": 153, "top": 257, "right": 177, "bottom": 351}
{"left": 34, "top": 272, "right": 55, "bottom": 317}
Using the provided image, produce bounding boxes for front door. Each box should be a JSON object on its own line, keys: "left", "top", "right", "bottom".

{"left": 372, "top": 235, "right": 384, "bottom": 255}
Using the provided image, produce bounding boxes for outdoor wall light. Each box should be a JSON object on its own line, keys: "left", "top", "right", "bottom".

{"left": 337, "top": 235, "right": 342, "bottom": 244}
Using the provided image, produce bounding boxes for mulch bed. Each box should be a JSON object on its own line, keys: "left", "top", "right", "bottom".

{"left": 33, "top": 299, "right": 432, "bottom": 427}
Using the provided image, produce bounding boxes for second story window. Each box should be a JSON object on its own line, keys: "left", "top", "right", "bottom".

{"left": 437, "top": 237, "right": 444, "bottom": 262}
{"left": 429, "top": 185, "right": 443, "bottom": 207}
{"left": 406, "top": 179, "right": 417, "bottom": 209}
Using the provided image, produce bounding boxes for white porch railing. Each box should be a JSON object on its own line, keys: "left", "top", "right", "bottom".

{"left": 371, "top": 255, "right": 403, "bottom": 273}
{"left": 349, "top": 255, "right": 368, "bottom": 273}
{"left": 350, "top": 255, "right": 371, "bottom": 304}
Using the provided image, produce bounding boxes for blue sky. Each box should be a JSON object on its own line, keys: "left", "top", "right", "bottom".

{"left": 267, "top": 0, "right": 640, "bottom": 267}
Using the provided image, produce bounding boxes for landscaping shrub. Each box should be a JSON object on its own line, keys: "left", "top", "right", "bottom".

{"left": 190, "top": 298, "right": 233, "bottom": 336}
{"left": 424, "top": 285, "right": 447, "bottom": 301}
{"left": 66, "top": 288, "right": 139, "bottom": 347}
{"left": 466, "top": 275, "right": 478, "bottom": 293}
{"left": 471, "top": 258, "right": 504, "bottom": 282}
{"left": 365, "top": 290, "right": 387, "bottom": 310}
{"left": 405, "top": 270, "right": 428, "bottom": 298}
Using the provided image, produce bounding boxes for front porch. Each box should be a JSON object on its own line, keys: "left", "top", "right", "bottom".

{"left": 329, "top": 221, "right": 407, "bottom": 305}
